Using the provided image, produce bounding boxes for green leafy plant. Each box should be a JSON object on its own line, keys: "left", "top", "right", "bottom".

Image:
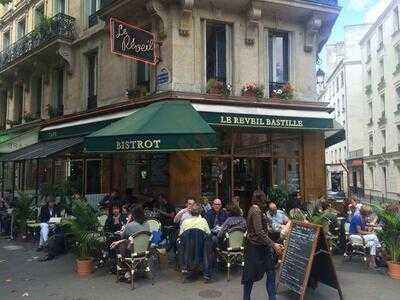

{"left": 241, "top": 82, "right": 264, "bottom": 99}
{"left": 13, "top": 192, "right": 35, "bottom": 235}
{"left": 206, "top": 79, "right": 231, "bottom": 96}
{"left": 39, "top": 179, "right": 81, "bottom": 214}
{"left": 374, "top": 205, "right": 400, "bottom": 263}
{"left": 267, "top": 185, "right": 288, "bottom": 210}
{"left": 304, "top": 199, "right": 338, "bottom": 234}
{"left": 64, "top": 201, "right": 103, "bottom": 260}
{"left": 271, "top": 83, "right": 294, "bottom": 100}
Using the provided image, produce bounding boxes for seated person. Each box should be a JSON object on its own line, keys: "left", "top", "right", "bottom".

{"left": 266, "top": 202, "right": 289, "bottom": 233}
{"left": 205, "top": 198, "right": 228, "bottom": 233}
{"left": 349, "top": 205, "right": 382, "bottom": 270}
{"left": 110, "top": 207, "right": 150, "bottom": 257}
{"left": 100, "top": 189, "right": 121, "bottom": 208}
{"left": 174, "top": 198, "right": 196, "bottom": 225}
{"left": 179, "top": 204, "right": 210, "bottom": 236}
{"left": 155, "top": 193, "right": 176, "bottom": 227}
{"left": 347, "top": 197, "right": 362, "bottom": 222}
{"left": 121, "top": 188, "right": 137, "bottom": 207}
{"left": 217, "top": 204, "right": 246, "bottom": 245}
{"left": 104, "top": 204, "right": 125, "bottom": 236}
{"left": 37, "top": 197, "right": 60, "bottom": 251}
{"left": 231, "top": 196, "right": 243, "bottom": 216}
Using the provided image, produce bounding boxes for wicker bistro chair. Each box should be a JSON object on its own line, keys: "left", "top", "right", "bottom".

{"left": 145, "top": 218, "right": 162, "bottom": 233}
{"left": 216, "top": 228, "right": 246, "bottom": 281}
{"left": 116, "top": 231, "right": 154, "bottom": 289}
{"left": 343, "top": 222, "right": 369, "bottom": 263}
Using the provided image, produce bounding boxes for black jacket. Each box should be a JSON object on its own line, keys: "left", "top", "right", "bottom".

{"left": 177, "top": 229, "right": 213, "bottom": 276}
{"left": 39, "top": 205, "right": 60, "bottom": 223}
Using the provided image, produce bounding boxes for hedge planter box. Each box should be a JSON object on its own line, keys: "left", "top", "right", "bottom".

{"left": 388, "top": 261, "right": 400, "bottom": 280}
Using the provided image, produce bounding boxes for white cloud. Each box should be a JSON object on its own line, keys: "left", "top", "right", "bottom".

{"left": 348, "top": 0, "right": 374, "bottom": 12}
{"left": 364, "top": 0, "right": 392, "bottom": 23}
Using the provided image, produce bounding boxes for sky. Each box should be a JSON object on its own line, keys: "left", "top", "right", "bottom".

{"left": 320, "top": 0, "right": 392, "bottom": 70}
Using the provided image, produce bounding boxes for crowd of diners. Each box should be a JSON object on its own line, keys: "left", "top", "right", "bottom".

{"left": 2, "top": 187, "right": 396, "bottom": 300}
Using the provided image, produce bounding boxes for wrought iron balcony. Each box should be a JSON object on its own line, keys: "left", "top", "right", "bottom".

{"left": 0, "top": 13, "right": 75, "bottom": 72}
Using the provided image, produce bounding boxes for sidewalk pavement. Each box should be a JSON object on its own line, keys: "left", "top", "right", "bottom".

{"left": 0, "top": 238, "right": 399, "bottom": 300}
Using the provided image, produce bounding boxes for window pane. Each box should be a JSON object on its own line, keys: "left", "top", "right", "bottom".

{"left": 206, "top": 23, "right": 227, "bottom": 82}
{"left": 233, "top": 133, "right": 271, "bottom": 156}
{"left": 86, "top": 160, "right": 101, "bottom": 194}
{"left": 69, "top": 160, "right": 83, "bottom": 193}
{"left": 272, "top": 133, "right": 300, "bottom": 157}
{"left": 269, "top": 31, "right": 289, "bottom": 83}
{"left": 287, "top": 159, "right": 300, "bottom": 194}
{"left": 273, "top": 158, "right": 285, "bottom": 186}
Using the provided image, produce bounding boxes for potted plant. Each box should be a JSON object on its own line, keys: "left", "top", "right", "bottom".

{"left": 65, "top": 201, "right": 103, "bottom": 276}
{"left": 206, "top": 79, "right": 231, "bottom": 96}
{"left": 376, "top": 205, "right": 400, "bottom": 279}
{"left": 13, "top": 192, "right": 35, "bottom": 240}
{"left": 267, "top": 185, "right": 288, "bottom": 210}
{"left": 271, "top": 83, "right": 294, "bottom": 100}
{"left": 241, "top": 82, "right": 264, "bottom": 99}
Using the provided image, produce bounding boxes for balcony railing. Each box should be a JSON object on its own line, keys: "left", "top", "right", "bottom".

{"left": 0, "top": 13, "right": 75, "bottom": 72}
{"left": 349, "top": 149, "right": 364, "bottom": 159}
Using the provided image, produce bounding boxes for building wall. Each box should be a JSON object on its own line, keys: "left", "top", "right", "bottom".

{"left": 360, "top": 0, "right": 400, "bottom": 202}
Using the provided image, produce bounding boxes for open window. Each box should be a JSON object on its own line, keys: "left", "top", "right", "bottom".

{"left": 3, "top": 30, "right": 10, "bottom": 50}
{"left": 268, "top": 30, "right": 289, "bottom": 95}
{"left": 205, "top": 21, "right": 232, "bottom": 86}
{"left": 52, "top": 68, "right": 64, "bottom": 116}
{"left": 87, "top": 51, "right": 98, "bottom": 110}
{"left": 35, "top": 3, "right": 45, "bottom": 27}
{"left": 17, "top": 18, "right": 26, "bottom": 40}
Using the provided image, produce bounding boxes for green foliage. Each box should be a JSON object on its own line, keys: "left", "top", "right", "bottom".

{"left": 34, "top": 15, "right": 52, "bottom": 34}
{"left": 0, "top": 0, "right": 12, "bottom": 5}
{"left": 374, "top": 205, "right": 400, "bottom": 263}
{"left": 39, "top": 179, "right": 81, "bottom": 213}
{"left": 13, "top": 192, "right": 35, "bottom": 234}
{"left": 304, "top": 199, "right": 338, "bottom": 234}
{"left": 267, "top": 185, "right": 288, "bottom": 210}
{"left": 64, "top": 201, "right": 103, "bottom": 260}
{"left": 206, "top": 79, "right": 231, "bottom": 97}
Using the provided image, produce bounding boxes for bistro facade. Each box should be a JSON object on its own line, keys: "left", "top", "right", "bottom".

{"left": 1, "top": 92, "right": 336, "bottom": 210}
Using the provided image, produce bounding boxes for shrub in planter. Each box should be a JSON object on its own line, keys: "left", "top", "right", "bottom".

{"left": 241, "top": 82, "right": 264, "bottom": 99}
{"left": 271, "top": 83, "right": 294, "bottom": 100}
{"left": 13, "top": 192, "right": 35, "bottom": 239}
{"left": 206, "top": 79, "right": 231, "bottom": 96}
{"left": 376, "top": 206, "right": 400, "bottom": 279}
{"left": 64, "top": 202, "right": 103, "bottom": 276}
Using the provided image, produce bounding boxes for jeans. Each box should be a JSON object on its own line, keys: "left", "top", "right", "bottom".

{"left": 39, "top": 223, "right": 49, "bottom": 247}
{"left": 350, "top": 234, "right": 381, "bottom": 255}
{"left": 243, "top": 269, "right": 276, "bottom": 300}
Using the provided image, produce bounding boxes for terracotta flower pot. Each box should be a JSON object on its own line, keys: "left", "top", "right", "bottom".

{"left": 242, "top": 90, "right": 256, "bottom": 98}
{"left": 388, "top": 261, "right": 400, "bottom": 280}
{"left": 76, "top": 258, "right": 94, "bottom": 276}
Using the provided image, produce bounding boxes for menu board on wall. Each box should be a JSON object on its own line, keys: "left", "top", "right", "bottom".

{"left": 150, "top": 154, "right": 169, "bottom": 186}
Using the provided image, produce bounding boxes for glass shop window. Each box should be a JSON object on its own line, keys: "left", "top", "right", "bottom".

{"left": 86, "top": 160, "right": 102, "bottom": 194}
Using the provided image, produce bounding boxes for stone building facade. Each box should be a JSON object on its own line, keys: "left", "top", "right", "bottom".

{"left": 0, "top": 0, "right": 340, "bottom": 206}
{"left": 360, "top": 0, "right": 400, "bottom": 203}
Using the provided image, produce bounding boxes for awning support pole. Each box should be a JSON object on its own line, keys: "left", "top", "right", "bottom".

{"left": 1, "top": 161, "right": 4, "bottom": 198}
{"left": 35, "top": 159, "right": 40, "bottom": 206}
{"left": 11, "top": 161, "right": 15, "bottom": 202}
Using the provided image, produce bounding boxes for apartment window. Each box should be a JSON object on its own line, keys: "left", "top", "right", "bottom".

{"left": 378, "top": 25, "right": 383, "bottom": 47}
{"left": 367, "top": 69, "right": 372, "bottom": 84}
{"left": 340, "top": 71, "right": 344, "bottom": 87}
{"left": 369, "top": 167, "right": 374, "bottom": 189}
{"left": 206, "top": 22, "right": 232, "bottom": 84}
{"left": 53, "top": 68, "right": 64, "bottom": 116}
{"left": 35, "top": 4, "right": 45, "bottom": 26}
{"left": 32, "top": 76, "right": 43, "bottom": 118}
{"left": 268, "top": 30, "right": 289, "bottom": 93}
{"left": 0, "top": 90, "right": 7, "bottom": 129}
{"left": 137, "top": 62, "right": 150, "bottom": 94}
{"left": 382, "top": 130, "right": 386, "bottom": 153}
{"left": 379, "top": 59, "right": 385, "bottom": 79}
{"left": 394, "top": 7, "right": 400, "bottom": 33}
{"left": 369, "top": 135, "right": 374, "bottom": 155}
{"left": 342, "top": 95, "right": 345, "bottom": 112}
{"left": 17, "top": 18, "right": 26, "bottom": 40}
{"left": 368, "top": 102, "right": 373, "bottom": 120}
{"left": 344, "top": 146, "right": 347, "bottom": 160}
{"left": 334, "top": 149, "right": 337, "bottom": 163}
{"left": 339, "top": 148, "right": 342, "bottom": 162}
{"left": 3, "top": 30, "right": 10, "bottom": 50}
{"left": 56, "top": 0, "right": 66, "bottom": 14}
{"left": 88, "top": 0, "right": 100, "bottom": 27}
{"left": 337, "top": 98, "right": 340, "bottom": 116}
{"left": 86, "top": 159, "right": 101, "bottom": 194}
{"left": 381, "top": 93, "right": 386, "bottom": 113}
{"left": 366, "top": 40, "right": 371, "bottom": 57}
{"left": 14, "top": 85, "right": 23, "bottom": 124}
{"left": 87, "top": 52, "right": 98, "bottom": 110}
{"left": 336, "top": 77, "right": 339, "bottom": 92}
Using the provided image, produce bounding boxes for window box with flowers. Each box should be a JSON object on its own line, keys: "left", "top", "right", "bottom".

{"left": 206, "top": 79, "right": 231, "bottom": 97}
{"left": 270, "top": 83, "right": 294, "bottom": 100}
{"left": 241, "top": 83, "right": 264, "bottom": 99}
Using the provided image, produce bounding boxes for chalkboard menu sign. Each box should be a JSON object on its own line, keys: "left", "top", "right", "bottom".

{"left": 110, "top": 18, "right": 156, "bottom": 65}
{"left": 150, "top": 154, "right": 169, "bottom": 186}
{"left": 278, "top": 221, "right": 343, "bottom": 300}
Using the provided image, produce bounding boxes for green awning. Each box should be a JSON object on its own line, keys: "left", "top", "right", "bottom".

{"left": 0, "top": 126, "right": 40, "bottom": 154}
{"left": 84, "top": 101, "right": 217, "bottom": 153}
